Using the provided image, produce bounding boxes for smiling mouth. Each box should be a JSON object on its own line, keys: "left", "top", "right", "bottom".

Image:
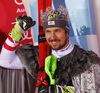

{"left": 50, "top": 40, "right": 59, "bottom": 45}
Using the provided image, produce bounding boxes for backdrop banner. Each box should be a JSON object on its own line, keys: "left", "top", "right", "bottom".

{"left": 0, "top": 0, "right": 34, "bottom": 52}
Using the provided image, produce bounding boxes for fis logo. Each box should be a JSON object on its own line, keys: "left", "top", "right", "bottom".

{"left": 48, "top": 21, "right": 55, "bottom": 25}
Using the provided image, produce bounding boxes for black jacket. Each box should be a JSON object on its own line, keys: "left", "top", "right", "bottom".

{"left": 16, "top": 44, "right": 100, "bottom": 85}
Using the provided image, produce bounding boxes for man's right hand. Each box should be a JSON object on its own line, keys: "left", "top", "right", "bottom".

{"left": 16, "top": 15, "right": 36, "bottom": 31}
{"left": 9, "top": 15, "right": 36, "bottom": 41}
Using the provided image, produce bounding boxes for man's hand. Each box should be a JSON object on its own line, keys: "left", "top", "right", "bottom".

{"left": 9, "top": 15, "right": 36, "bottom": 41}
{"left": 16, "top": 15, "right": 36, "bottom": 31}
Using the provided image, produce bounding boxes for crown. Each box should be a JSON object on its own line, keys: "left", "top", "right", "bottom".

{"left": 41, "top": 5, "right": 69, "bottom": 26}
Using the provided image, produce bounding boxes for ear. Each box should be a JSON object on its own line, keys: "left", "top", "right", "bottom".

{"left": 65, "top": 32, "right": 68, "bottom": 39}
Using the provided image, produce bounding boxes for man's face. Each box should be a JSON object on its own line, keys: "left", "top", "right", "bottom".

{"left": 45, "top": 27, "right": 69, "bottom": 50}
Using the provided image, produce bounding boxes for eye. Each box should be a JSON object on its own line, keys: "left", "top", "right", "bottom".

{"left": 55, "top": 29, "right": 60, "bottom": 32}
{"left": 45, "top": 30, "right": 50, "bottom": 33}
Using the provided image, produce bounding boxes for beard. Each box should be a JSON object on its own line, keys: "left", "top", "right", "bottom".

{"left": 48, "top": 39, "right": 68, "bottom": 50}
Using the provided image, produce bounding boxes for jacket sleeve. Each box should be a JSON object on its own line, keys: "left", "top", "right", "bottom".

{"left": 0, "top": 36, "right": 24, "bottom": 69}
{"left": 16, "top": 44, "right": 39, "bottom": 78}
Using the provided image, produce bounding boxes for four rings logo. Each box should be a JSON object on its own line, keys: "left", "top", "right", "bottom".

{"left": 14, "top": 0, "right": 23, "bottom": 5}
{"left": 14, "top": 0, "right": 25, "bottom": 13}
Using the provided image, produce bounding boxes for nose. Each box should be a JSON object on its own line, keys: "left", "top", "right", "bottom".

{"left": 50, "top": 32, "right": 57, "bottom": 40}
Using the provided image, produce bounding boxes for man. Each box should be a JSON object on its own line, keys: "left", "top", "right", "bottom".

{"left": 39, "top": 6, "right": 100, "bottom": 93}
{"left": 16, "top": 6, "right": 100, "bottom": 93}
{"left": 0, "top": 6, "right": 100, "bottom": 93}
